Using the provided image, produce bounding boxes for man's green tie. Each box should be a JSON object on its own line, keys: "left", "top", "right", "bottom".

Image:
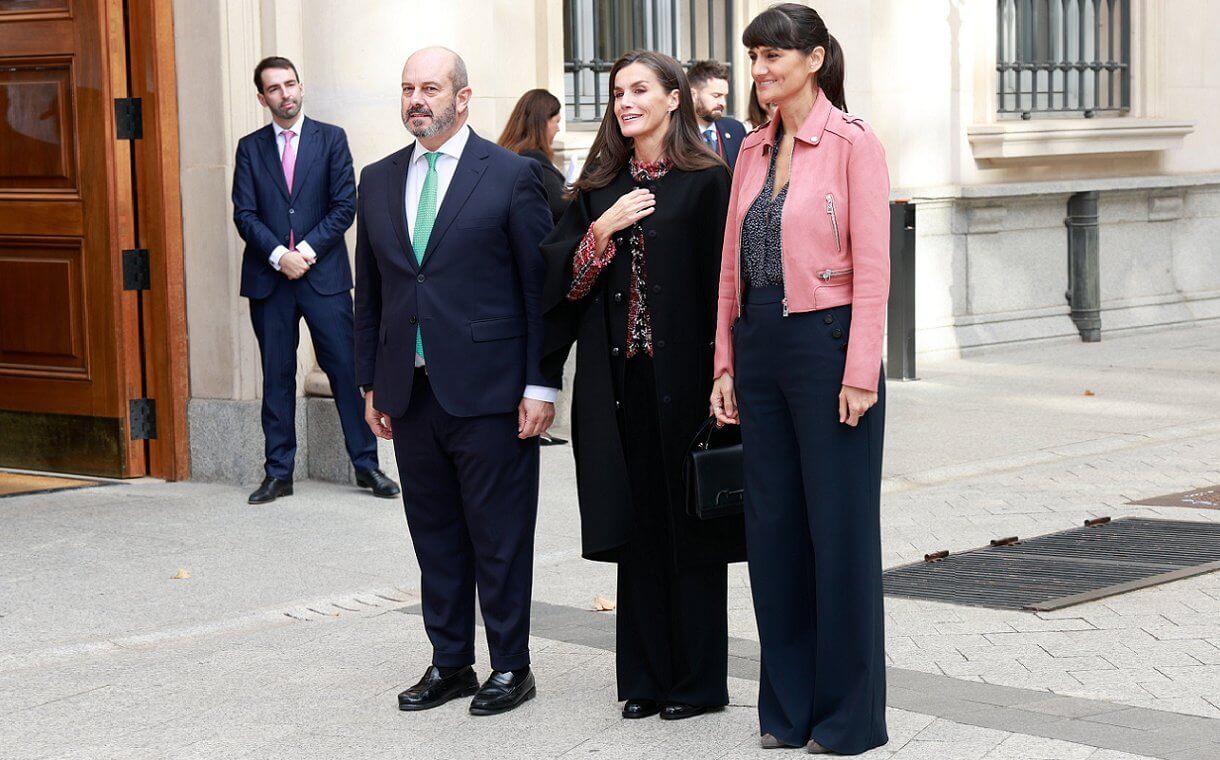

{"left": 412, "top": 151, "right": 440, "bottom": 360}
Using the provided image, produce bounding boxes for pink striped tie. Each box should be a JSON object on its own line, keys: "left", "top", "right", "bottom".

{"left": 282, "top": 130, "right": 296, "bottom": 249}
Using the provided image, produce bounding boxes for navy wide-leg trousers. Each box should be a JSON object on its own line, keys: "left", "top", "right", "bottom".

{"left": 733, "top": 286, "right": 888, "bottom": 755}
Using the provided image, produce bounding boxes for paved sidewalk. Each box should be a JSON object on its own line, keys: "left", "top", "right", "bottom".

{"left": 1, "top": 323, "right": 1218, "bottom": 759}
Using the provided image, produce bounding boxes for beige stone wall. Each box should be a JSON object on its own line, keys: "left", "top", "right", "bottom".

{"left": 175, "top": 0, "right": 564, "bottom": 404}
{"left": 760, "top": 0, "right": 1220, "bottom": 193}
{"left": 178, "top": 0, "right": 1220, "bottom": 401}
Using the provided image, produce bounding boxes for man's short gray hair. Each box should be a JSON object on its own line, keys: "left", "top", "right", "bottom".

{"left": 444, "top": 47, "right": 468, "bottom": 91}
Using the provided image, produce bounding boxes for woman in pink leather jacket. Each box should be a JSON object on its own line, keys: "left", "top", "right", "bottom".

{"left": 709, "top": 4, "right": 891, "bottom": 755}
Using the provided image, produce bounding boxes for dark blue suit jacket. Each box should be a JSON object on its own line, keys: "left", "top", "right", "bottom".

{"left": 712, "top": 116, "right": 747, "bottom": 170}
{"left": 232, "top": 116, "right": 356, "bottom": 300}
{"left": 354, "top": 129, "right": 553, "bottom": 419}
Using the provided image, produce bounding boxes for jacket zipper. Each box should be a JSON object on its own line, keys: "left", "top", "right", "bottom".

{"left": 825, "top": 193, "right": 842, "bottom": 252}
{"left": 735, "top": 198, "right": 747, "bottom": 319}
{"left": 819, "top": 267, "right": 854, "bottom": 281}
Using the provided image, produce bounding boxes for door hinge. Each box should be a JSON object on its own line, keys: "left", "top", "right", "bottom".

{"left": 122, "top": 249, "right": 150, "bottom": 290}
{"left": 115, "top": 97, "right": 143, "bottom": 140}
{"left": 129, "top": 398, "right": 157, "bottom": 440}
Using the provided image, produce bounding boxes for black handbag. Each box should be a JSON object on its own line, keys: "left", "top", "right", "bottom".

{"left": 684, "top": 416, "right": 745, "bottom": 520}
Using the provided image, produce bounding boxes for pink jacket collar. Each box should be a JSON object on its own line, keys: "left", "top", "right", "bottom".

{"left": 758, "top": 88, "right": 834, "bottom": 149}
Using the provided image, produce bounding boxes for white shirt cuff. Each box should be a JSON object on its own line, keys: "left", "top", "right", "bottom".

{"left": 269, "top": 245, "right": 289, "bottom": 271}
{"left": 296, "top": 240, "right": 317, "bottom": 263}
{"left": 523, "top": 385, "right": 558, "bottom": 404}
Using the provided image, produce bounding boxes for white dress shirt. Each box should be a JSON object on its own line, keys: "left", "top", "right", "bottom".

{"left": 268, "top": 114, "right": 317, "bottom": 271}
{"left": 404, "top": 125, "right": 557, "bottom": 404}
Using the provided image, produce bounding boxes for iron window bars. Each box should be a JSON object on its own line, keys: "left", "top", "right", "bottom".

{"left": 564, "top": 0, "right": 733, "bottom": 123}
{"left": 997, "top": 0, "right": 1131, "bottom": 119}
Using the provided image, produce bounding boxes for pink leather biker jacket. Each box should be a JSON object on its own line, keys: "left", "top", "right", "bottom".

{"left": 713, "top": 89, "right": 891, "bottom": 392}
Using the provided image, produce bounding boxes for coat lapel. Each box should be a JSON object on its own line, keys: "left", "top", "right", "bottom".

{"left": 257, "top": 125, "right": 290, "bottom": 201}
{"left": 288, "top": 117, "right": 320, "bottom": 203}
{"left": 421, "top": 130, "right": 490, "bottom": 267}
{"left": 387, "top": 144, "right": 418, "bottom": 271}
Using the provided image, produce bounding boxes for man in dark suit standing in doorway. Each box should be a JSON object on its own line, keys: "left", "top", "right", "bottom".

{"left": 232, "top": 56, "right": 399, "bottom": 505}
{"left": 688, "top": 60, "right": 747, "bottom": 170}
{"left": 354, "top": 47, "right": 554, "bottom": 716}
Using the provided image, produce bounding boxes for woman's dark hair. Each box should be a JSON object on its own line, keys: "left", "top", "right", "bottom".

{"left": 747, "top": 81, "right": 769, "bottom": 128}
{"left": 497, "top": 89, "right": 562, "bottom": 163}
{"left": 574, "top": 50, "right": 724, "bottom": 194}
{"left": 742, "top": 3, "right": 846, "bottom": 111}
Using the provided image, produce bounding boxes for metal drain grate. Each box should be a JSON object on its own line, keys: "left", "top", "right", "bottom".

{"left": 883, "top": 517, "right": 1220, "bottom": 611}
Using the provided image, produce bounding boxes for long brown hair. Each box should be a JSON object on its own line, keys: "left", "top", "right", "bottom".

{"left": 497, "top": 88, "right": 561, "bottom": 162}
{"left": 747, "top": 81, "right": 770, "bottom": 128}
{"left": 574, "top": 50, "right": 724, "bottom": 194}
{"left": 743, "top": 3, "right": 847, "bottom": 111}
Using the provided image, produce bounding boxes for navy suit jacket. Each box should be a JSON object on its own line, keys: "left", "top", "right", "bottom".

{"left": 711, "top": 116, "right": 747, "bottom": 170}
{"left": 232, "top": 116, "right": 356, "bottom": 300}
{"left": 354, "top": 129, "right": 553, "bottom": 419}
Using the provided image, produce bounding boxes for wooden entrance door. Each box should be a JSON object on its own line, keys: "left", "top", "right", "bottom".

{"left": 0, "top": 0, "right": 187, "bottom": 479}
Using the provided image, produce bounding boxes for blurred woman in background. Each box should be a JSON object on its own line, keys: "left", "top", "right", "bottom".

{"left": 498, "top": 88, "right": 569, "bottom": 222}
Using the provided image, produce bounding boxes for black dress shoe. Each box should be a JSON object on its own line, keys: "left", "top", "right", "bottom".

{"left": 248, "top": 477, "right": 292, "bottom": 505}
{"left": 622, "top": 698, "right": 660, "bottom": 719}
{"left": 356, "top": 468, "right": 400, "bottom": 498}
{"left": 469, "top": 669, "right": 536, "bottom": 715}
{"left": 397, "top": 665, "right": 479, "bottom": 711}
{"left": 660, "top": 703, "right": 721, "bottom": 720}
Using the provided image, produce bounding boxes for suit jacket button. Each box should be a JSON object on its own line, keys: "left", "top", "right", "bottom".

{"left": 417, "top": 274, "right": 426, "bottom": 283}
{"left": 652, "top": 284, "right": 661, "bottom": 294}
{"left": 662, "top": 395, "right": 671, "bottom": 404}
{"left": 824, "top": 314, "right": 834, "bottom": 324}
{"left": 647, "top": 230, "right": 657, "bottom": 239}
{"left": 289, "top": 208, "right": 295, "bottom": 214}
{"left": 614, "top": 291, "right": 623, "bottom": 303}
{"left": 832, "top": 328, "right": 843, "bottom": 339}
{"left": 611, "top": 347, "right": 621, "bottom": 357}
{"left": 657, "top": 340, "right": 666, "bottom": 349}
{"left": 410, "top": 316, "right": 418, "bottom": 324}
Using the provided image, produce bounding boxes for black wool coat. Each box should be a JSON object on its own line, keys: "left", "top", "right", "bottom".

{"left": 541, "top": 164, "right": 746, "bottom": 566}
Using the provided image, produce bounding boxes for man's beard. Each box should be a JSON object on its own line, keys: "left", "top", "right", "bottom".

{"left": 272, "top": 99, "right": 300, "bottom": 121}
{"left": 696, "top": 104, "right": 723, "bottom": 122}
{"left": 404, "top": 100, "right": 457, "bottom": 138}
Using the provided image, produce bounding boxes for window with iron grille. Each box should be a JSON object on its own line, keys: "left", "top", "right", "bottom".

{"left": 997, "top": 0, "right": 1131, "bottom": 119}
{"left": 564, "top": 0, "right": 734, "bottom": 123}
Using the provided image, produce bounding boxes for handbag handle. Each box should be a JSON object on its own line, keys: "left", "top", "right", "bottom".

{"left": 687, "top": 415, "right": 737, "bottom": 453}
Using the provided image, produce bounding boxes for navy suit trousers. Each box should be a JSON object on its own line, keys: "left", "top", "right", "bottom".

{"left": 733, "top": 286, "right": 888, "bottom": 755}
{"left": 248, "top": 278, "right": 377, "bottom": 479}
{"left": 391, "top": 371, "right": 539, "bottom": 673}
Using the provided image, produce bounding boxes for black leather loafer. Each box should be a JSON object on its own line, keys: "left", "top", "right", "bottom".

{"left": 469, "top": 669, "right": 536, "bottom": 715}
{"left": 660, "top": 703, "right": 721, "bottom": 720}
{"left": 622, "top": 698, "right": 660, "bottom": 719}
{"left": 397, "top": 665, "right": 479, "bottom": 711}
{"left": 248, "top": 476, "right": 292, "bottom": 505}
{"left": 356, "top": 468, "right": 400, "bottom": 498}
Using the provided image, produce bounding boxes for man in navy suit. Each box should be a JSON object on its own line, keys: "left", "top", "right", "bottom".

{"left": 232, "top": 56, "right": 399, "bottom": 505}
{"left": 354, "top": 47, "right": 554, "bottom": 716}
{"left": 688, "top": 60, "right": 747, "bottom": 170}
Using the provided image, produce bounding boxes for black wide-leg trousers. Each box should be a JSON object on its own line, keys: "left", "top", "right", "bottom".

{"left": 615, "top": 356, "right": 729, "bottom": 707}
{"left": 733, "top": 286, "right": 888, "bottom": 755}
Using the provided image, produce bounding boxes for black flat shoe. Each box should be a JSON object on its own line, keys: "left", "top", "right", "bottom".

{"left": 660, "top": 703, "right": 721, "bottom": 720}
{"left": 397, "top": 665, "right": 479, "bottom": 711}
{"left": 469, "top": 669, "right": 536, "bottom": 715}
{"left": 621, "top": 698, "right": 660, "bottom": 719}
{"left": 248, "top": 476, "right": 292, "bottom": 505}
{"left": 356, "top": 468, "right": 400, "bottom": 498}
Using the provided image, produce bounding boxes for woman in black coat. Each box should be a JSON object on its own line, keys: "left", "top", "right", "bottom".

{"left": 541, "top": 50, "right": 745, "bottom": 722}
{"left": 498, "top": 88, "right": 569, "bottom": 223}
